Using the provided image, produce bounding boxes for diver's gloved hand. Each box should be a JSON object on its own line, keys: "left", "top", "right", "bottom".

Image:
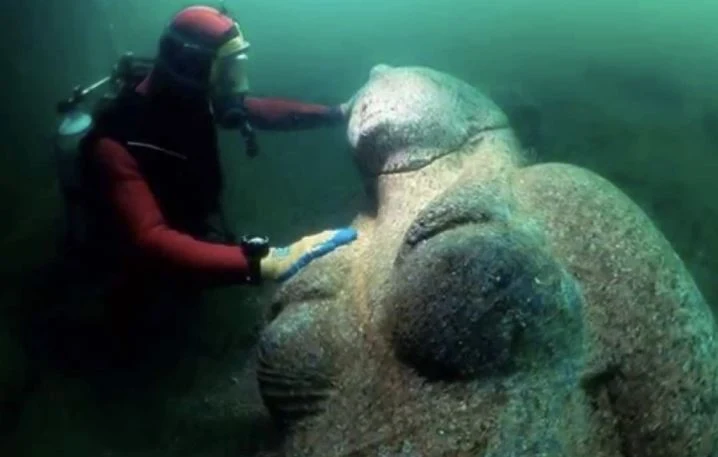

{"left": 260, "top": 228, "right": 358, "bottom": 282}
{"left": 339, "top": 92, "right": 359, "bottom": 119}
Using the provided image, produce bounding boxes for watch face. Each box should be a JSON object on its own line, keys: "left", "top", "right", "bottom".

{"left": 244, "top": 236, "right": 268, "bottom": 245}
{"left": 242, "top": 236, "right": 270, "bottom": 258}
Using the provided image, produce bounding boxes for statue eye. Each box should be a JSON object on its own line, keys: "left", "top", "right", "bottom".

{"left": 388, "top": 229, "right": 584, "bottom": 382}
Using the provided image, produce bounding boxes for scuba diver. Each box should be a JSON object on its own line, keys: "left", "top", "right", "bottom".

{"left": 34, "top": 5, "right": 358, "bottom": 378}
{"left": 73, "top": 4, "right": 357, "bottom": 285}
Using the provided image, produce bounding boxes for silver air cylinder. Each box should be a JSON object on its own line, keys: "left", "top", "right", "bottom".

{"left": 54, "top": 109, "right": 93, "bottom": 247}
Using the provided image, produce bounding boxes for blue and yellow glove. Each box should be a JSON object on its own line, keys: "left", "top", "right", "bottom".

{"left": 260, "top": 228, "right": 358, "bottom": 282}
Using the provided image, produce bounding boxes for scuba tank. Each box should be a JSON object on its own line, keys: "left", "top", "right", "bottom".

{"left": 54, "top": 96, "right": 93, "bottom": 248}
{"left": 53, "top": 51, "right": 260, "bottom": 246}
{"left": 53, "top": 53, "right": 154, "bottom": 248}
{"left": 53, "top": 50, "right": 260, "bottom": 200}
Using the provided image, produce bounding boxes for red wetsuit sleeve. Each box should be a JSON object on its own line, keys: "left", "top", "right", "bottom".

{"left": 243, "top": 96, "right": 344, "bottom": 130}
{"left": 91, "top": 138, "right": 252, "bottom": 286}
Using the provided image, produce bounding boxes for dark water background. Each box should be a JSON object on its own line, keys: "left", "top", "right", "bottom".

{"left": 0, "top": 0, "right": 716, "bottom": 455}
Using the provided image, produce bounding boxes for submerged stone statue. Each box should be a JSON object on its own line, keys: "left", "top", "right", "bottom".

{"left": 256, "top": 64, "right": 718, "bottom": 456}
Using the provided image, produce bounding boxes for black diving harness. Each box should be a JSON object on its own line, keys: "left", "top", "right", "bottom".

{"left": 55, "top": 52, "right": 270, "bottom": 284}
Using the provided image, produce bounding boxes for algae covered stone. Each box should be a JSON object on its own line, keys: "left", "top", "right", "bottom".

{"left": 257, "top": 65, "right": 718, "bottom": 457}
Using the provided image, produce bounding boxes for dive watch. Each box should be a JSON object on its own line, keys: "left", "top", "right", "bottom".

{"left": 240, "top": 235, "right": 270, "bottom": 284}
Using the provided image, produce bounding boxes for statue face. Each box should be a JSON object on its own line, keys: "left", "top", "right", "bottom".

{"left": 256, "top": 66, "right": 718, "bottom": 457}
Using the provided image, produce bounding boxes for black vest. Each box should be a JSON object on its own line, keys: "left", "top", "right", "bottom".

{"left": 78, "top": 89, "right": 234, "bottom": 263}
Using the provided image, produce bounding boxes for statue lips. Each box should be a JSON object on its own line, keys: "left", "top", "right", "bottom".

{"left": 267, "top": 286, "right": 331, "bottom": 324}
{"left": 265, "top": 257, "right": 345, "bottom": 324}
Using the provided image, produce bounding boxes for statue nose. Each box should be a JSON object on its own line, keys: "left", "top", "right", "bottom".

{"left": 370, "top": 64, "right": 392, "bottom": 78}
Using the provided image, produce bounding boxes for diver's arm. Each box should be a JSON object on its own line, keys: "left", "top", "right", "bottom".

{"left": 90, "top": 138, "right": 253, "bottom": 286}
{"left": 243, "top": 96, "right": 345, "bottom": 130}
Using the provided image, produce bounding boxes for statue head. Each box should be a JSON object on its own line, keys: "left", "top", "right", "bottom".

{"left": 255, "top": 65, "right": 717, "bottom": 457}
